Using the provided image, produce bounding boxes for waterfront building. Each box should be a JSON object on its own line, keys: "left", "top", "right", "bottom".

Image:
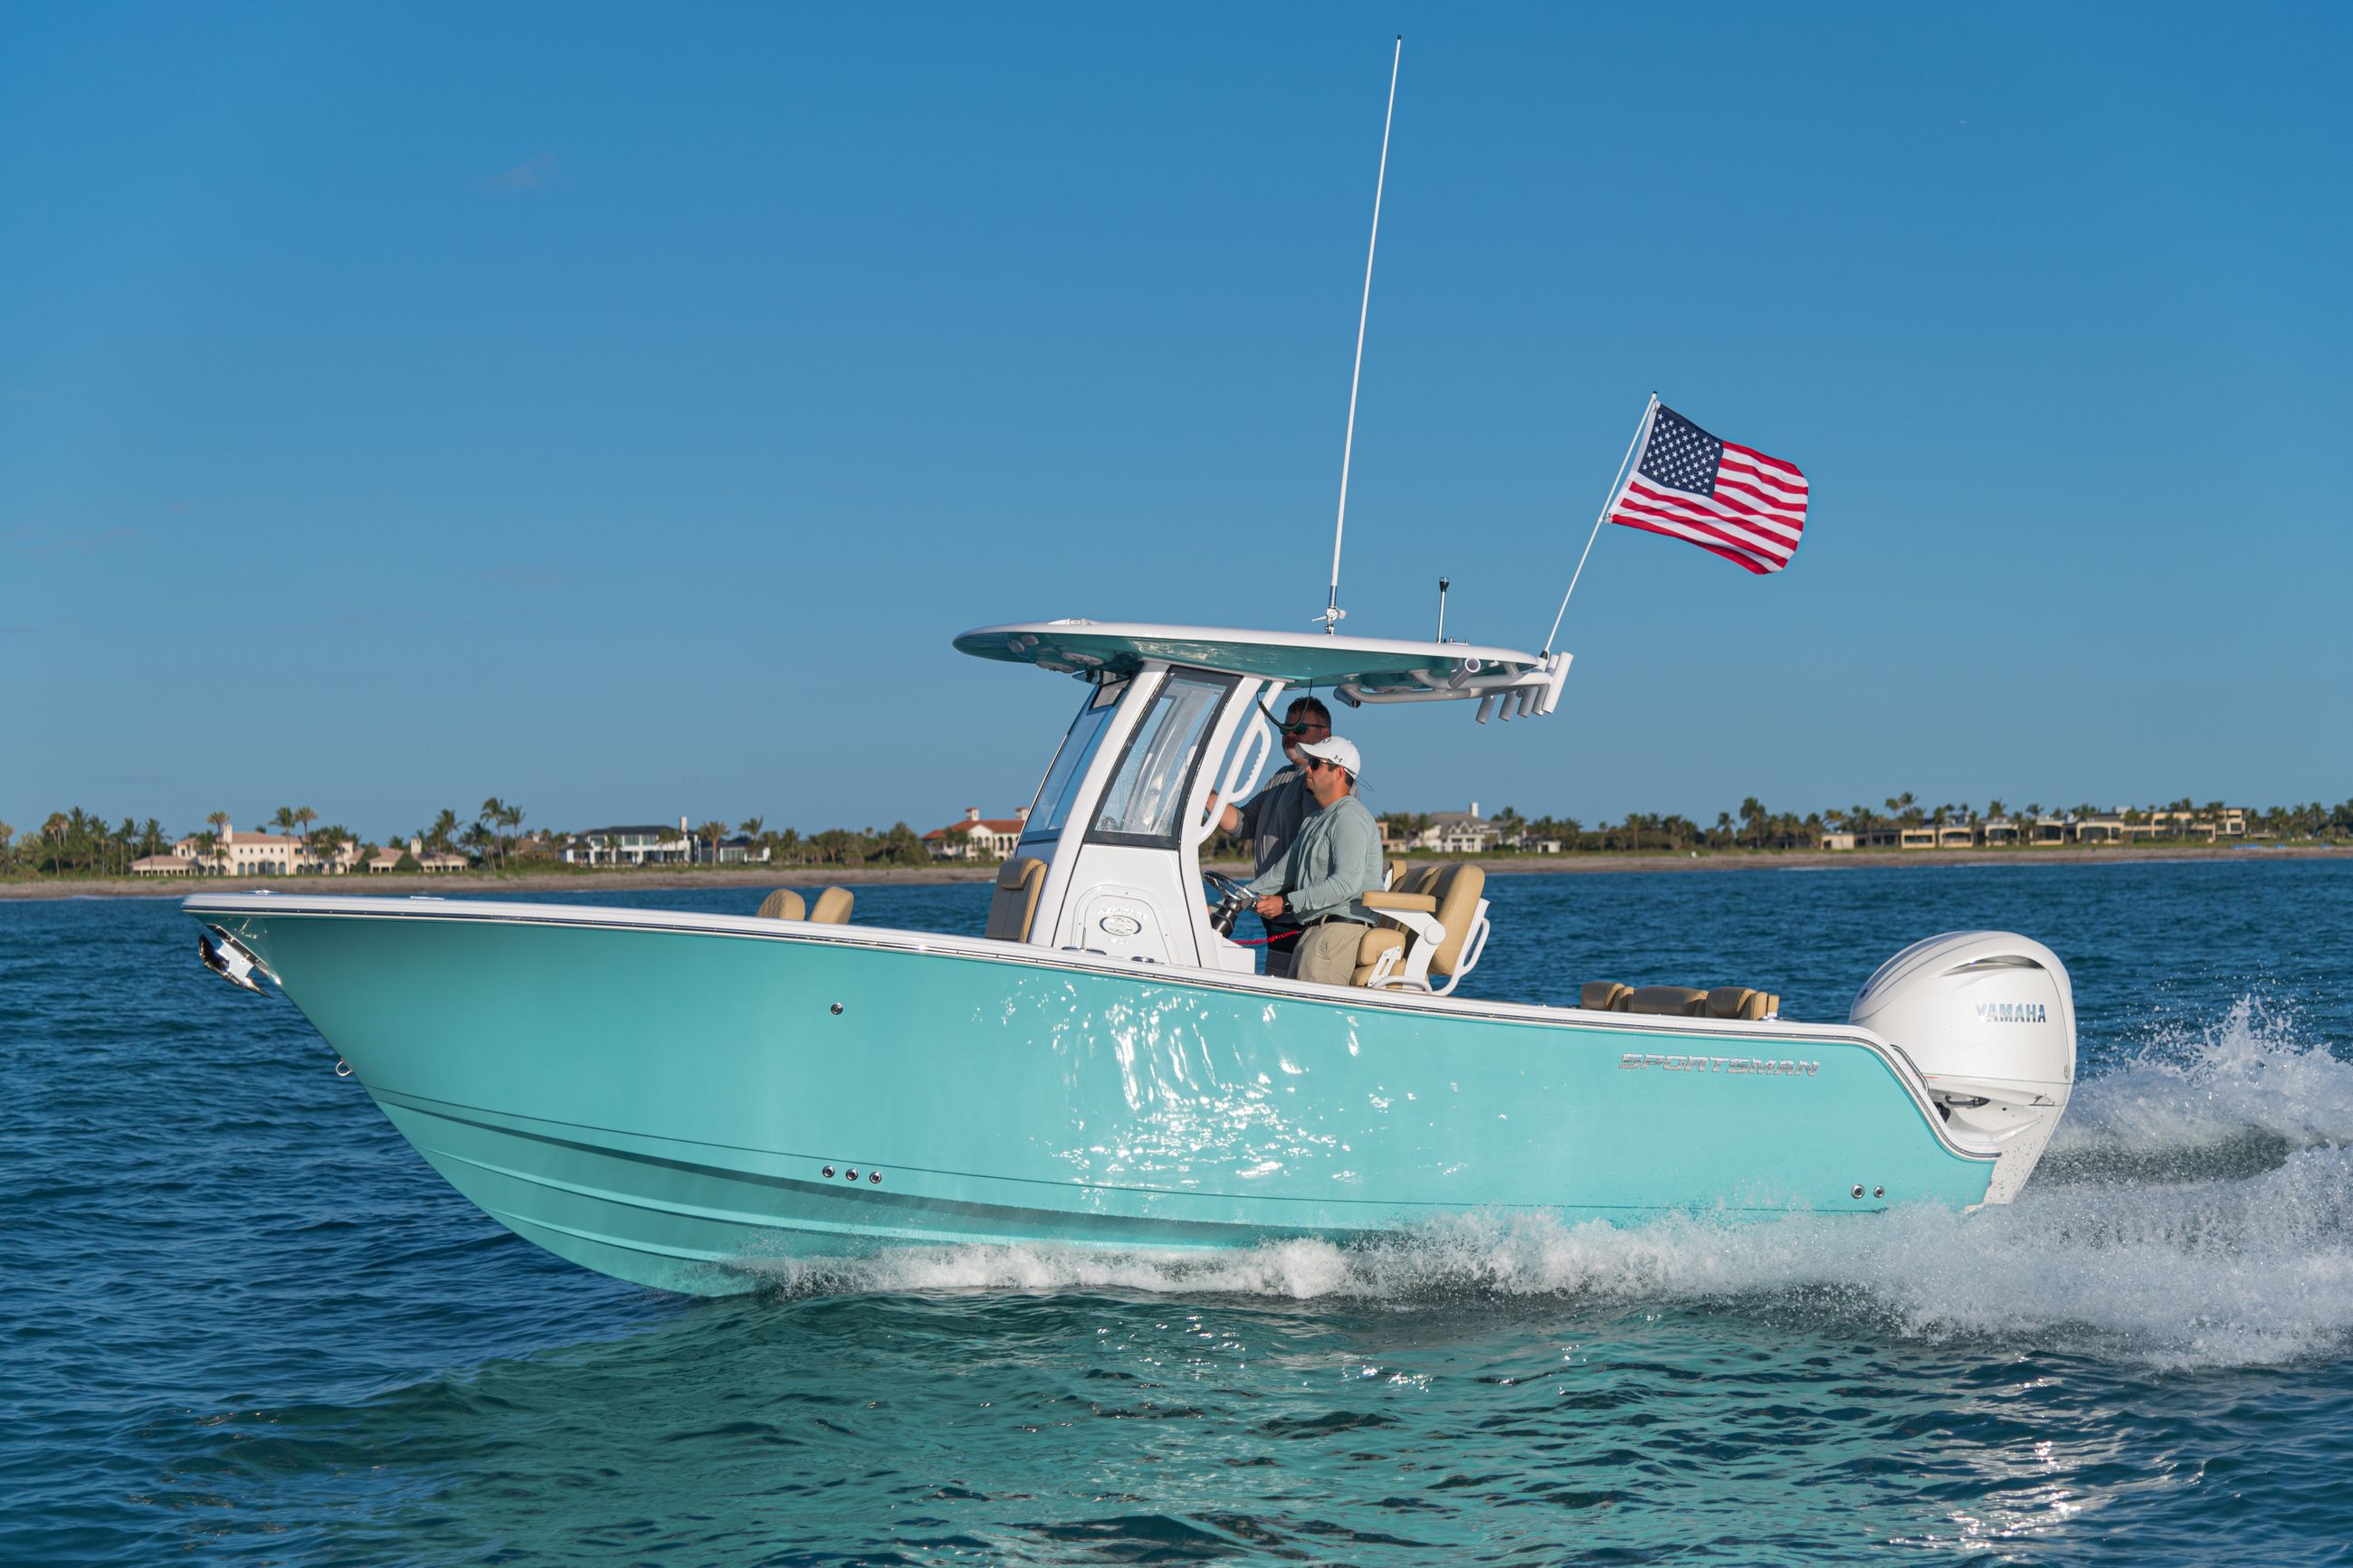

{"left": 1417, "top": 805, "right": 1498, "bottom": 854}
{"left": 170, "top": 826, "right": 359, "bottom": 876}
{"left": 565, "top": 822, "right": 696, "bottom": 866}
{"left": 366, "top": 837, "right": 472, "bottom": 873}
{"left": 924, "top": 807, "right": 1031, "bottom": 861}
{"left": 132, "top": 852, "right": 201, "bottom": 877}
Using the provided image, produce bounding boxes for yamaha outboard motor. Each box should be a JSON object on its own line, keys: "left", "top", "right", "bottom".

{"left": 1851, "top": 932, "right": 2076, "bottom": 1204}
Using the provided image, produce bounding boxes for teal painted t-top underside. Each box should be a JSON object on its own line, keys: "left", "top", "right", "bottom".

{"left": 187, "top": 894, "right": 1993, "bottom": 1297}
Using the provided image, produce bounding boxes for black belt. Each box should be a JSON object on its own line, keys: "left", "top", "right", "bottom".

{"left": 1302, "top": 914, "right": 1370, "bottom": 929}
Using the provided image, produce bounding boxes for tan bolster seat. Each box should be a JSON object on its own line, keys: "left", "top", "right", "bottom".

{"left": 1362, "top": 889, "right": 1438, "bottom": 914}
{"left": 1383, "top": 858, "right": 1409, "bottom": 891}
{"left": 1351, "top": 927, "right": 1406, "bottom": 986}
{"left": 1425, "top": 864, "right": 1486, "bottom": 984}
{"left": 1581, "top": 980, "right": 1632, "bottom": 1012}
{"left": 986, "top": 856, "right": 1047, "bottom": 942}
{"left": 810, "top": 887, "right": 854, "bottom": 925}
{"left": 1707, "top": 986, "right": 1778, "bottom": 1022}
{"left": 756, "top": 889, "right": 806, "bottom": 921}
{"left": 1627, "top": 985, "right": 1710, "bottom": 1017}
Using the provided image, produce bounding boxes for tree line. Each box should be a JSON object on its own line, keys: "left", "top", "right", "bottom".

{"left": 5, "top": 792, "right": 2350, "bottom": 879}
{"left": 1372, "top": 794, "right": 2353, "bottom": 855}
{"left": 0, "top": 798, "right": 941, "bottom": 878}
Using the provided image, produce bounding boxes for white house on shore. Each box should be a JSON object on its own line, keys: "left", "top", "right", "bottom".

{"left": 565, "top": 821, "right": 697, "bottom": 866}
{"left": 167, "top": 826, "right": 361, "bottom": 877}
{"left": 1416, "top": 805, "right": 1499, "bottom": 855}
{"left": 365, "top": 837, "right": 472, "bottom": 873}
{"left": 924, "top": 806, "right": 1031, "bottom": 861}
{"left": 1826, "top": 806, "right": 2250, "bottom": 851}
{"left": 132, "top": 851, "right": 201, "bottom": 877}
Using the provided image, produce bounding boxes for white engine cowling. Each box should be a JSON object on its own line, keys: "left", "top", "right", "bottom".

{"left": 1850, "top": 931, "right": 2076, "bottom": 1204}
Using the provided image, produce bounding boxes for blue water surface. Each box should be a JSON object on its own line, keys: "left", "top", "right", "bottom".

{"left": 4, "top": 860, "right": 2350, "bottom": 1564}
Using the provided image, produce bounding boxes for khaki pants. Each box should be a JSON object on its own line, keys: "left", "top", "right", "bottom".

{"left": 1291, "top": 920, "right": 1367, "bottom": 986}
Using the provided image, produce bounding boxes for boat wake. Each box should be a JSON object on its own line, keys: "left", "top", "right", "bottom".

{"left": 738, "top": 998, "right": 2353, "bottom": 1368}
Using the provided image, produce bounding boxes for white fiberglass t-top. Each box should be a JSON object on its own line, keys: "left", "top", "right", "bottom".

{"left": 952, "top": 619, "right": 1568, "bottom": 986}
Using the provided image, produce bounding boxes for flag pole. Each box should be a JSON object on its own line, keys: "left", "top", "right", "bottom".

{"left": 1543, "top": 393, "right": 1657, "bottom": 654}
{"left": 1320, "top": 35, "right": 1402, "bottom": 636}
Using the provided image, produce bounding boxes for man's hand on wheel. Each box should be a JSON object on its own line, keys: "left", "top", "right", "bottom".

{"left": 1254, "top": 895, "right": 1285, "bottom": 919}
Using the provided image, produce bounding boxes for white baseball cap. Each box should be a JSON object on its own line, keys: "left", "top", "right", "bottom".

{"left": 1296, "top": 735, "right": 1361, "bottom": 778}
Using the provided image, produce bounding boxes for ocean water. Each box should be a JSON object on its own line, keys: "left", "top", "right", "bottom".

{"left": 5, "top": 860, "right": 2350, "bottom": 1565}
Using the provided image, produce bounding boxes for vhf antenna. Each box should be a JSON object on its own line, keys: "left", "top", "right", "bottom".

{"left": 1319, "top": 35, "right": 1401, "bottom": 637}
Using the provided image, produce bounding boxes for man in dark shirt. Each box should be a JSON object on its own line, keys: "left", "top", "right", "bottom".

{"left": 1202, "top": 696, "right": 1330, "bottom": 977}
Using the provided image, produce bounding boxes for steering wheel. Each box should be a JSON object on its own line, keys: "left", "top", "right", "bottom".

{"left": 1202, "top": 870, "right": 1254, "bottom": 938}
{"left": 1202, "top": 870, "right": 1253, "bottom": 903}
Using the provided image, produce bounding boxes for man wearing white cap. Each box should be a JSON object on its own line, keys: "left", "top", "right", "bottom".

{"left": 1244, "top": 735, "right": 1384, "bottom": 985}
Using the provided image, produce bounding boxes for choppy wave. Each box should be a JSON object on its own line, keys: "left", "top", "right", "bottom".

{"left": 741, "top": 998, "right": 2353, "bottom": 1369}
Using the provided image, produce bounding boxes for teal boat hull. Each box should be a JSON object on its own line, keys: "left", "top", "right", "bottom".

{"left": 188, "top": 895, "right": 1995, "bottom": 1296}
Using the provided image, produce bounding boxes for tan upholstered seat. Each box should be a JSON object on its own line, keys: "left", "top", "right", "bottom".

{"left": 986, "top": 857, "right": 1047, "bottom": 942}
{"left": 1356, "top": 863, "right": 1488, "bottom": 994}
{"left": 756, "top": 889, "right": 806, "bottom": 922}
{"left": 1424, "top": 864, "right": 1487, "bottom": 984}
{"left": 1351, "top": 927, "right": 1406, "bottom": 986}
{"left": 1627, "top": 985, "right": 1710, "bottom": 1016}
{"left": 1707, "top": 986, "right": 1773, "bottom": 1022}
{"left": 1584, "top": 981, "right": 1779, "bottom": 1018}
{"left": 1383, "top": 858, "right": 1409, "bottom": 891}
{"left": 810, "top": 887, "right": 854, "bottom": 924}
{"left": 1581, "top": 980, "right": 1632, "bottom": 1012}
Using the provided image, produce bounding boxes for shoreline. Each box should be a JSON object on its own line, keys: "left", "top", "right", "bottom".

{"left": 3, "top": 842, "right": 2339, "bottom": 903}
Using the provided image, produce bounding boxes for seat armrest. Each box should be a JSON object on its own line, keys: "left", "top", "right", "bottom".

{"left": 1362, "top": 891, "right": 1438, "bottom": 912}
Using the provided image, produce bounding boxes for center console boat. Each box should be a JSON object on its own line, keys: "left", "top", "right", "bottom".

{"left": 188, "top": 620, "right": 2076, "bottom": 1296}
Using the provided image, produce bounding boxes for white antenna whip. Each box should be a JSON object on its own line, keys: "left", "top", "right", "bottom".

{"left": 1320, "top": 35, "right": 1401, "bottom": 636}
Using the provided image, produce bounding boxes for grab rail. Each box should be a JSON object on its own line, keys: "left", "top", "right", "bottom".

{"left": 1193, "top": 710, "right": 1273, "bottom": 851}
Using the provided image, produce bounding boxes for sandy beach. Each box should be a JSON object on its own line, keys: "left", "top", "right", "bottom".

{"left": 4, "top": 842, "right": 2337, "bottom": 902}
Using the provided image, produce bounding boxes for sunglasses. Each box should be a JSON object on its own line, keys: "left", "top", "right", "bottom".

{"left": 1258, "top": 700, "right": 1328, "bottom": 737}
{"left": 1303, "top": 756, "right": 1347, "bottom": 774}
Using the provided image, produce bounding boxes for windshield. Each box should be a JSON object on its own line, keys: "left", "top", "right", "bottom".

{"left": 1091, "top": 672, "right": 1229, "bottom": 843}
{"left": 1023, "top": 681, "right": 1124, "bottom": 843}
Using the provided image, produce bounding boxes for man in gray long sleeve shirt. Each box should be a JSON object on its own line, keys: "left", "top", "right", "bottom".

{"left": 1247, "top": 736, "right": 1383, "bottom": 985}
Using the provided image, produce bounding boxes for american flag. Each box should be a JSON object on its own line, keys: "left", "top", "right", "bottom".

{"left": 1605, "top": 403, "right": 1808, "bottom": 575}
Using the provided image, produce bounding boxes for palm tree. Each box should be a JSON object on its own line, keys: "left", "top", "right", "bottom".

{"left": 479, "top": 799, "right": 508, "bottom": 871}
{"left": 698, "top": 820, "right": 730, "bottom": 865}
{"left": 272, "top": 805, "right": 298, "bottom": 840}
{"left": 425, "top": 808, "right": 459, "bottom": 854}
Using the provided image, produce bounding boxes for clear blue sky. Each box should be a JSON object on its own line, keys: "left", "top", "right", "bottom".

{"left": 5, "top": 3, "right": 2347, "bottom": 841}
